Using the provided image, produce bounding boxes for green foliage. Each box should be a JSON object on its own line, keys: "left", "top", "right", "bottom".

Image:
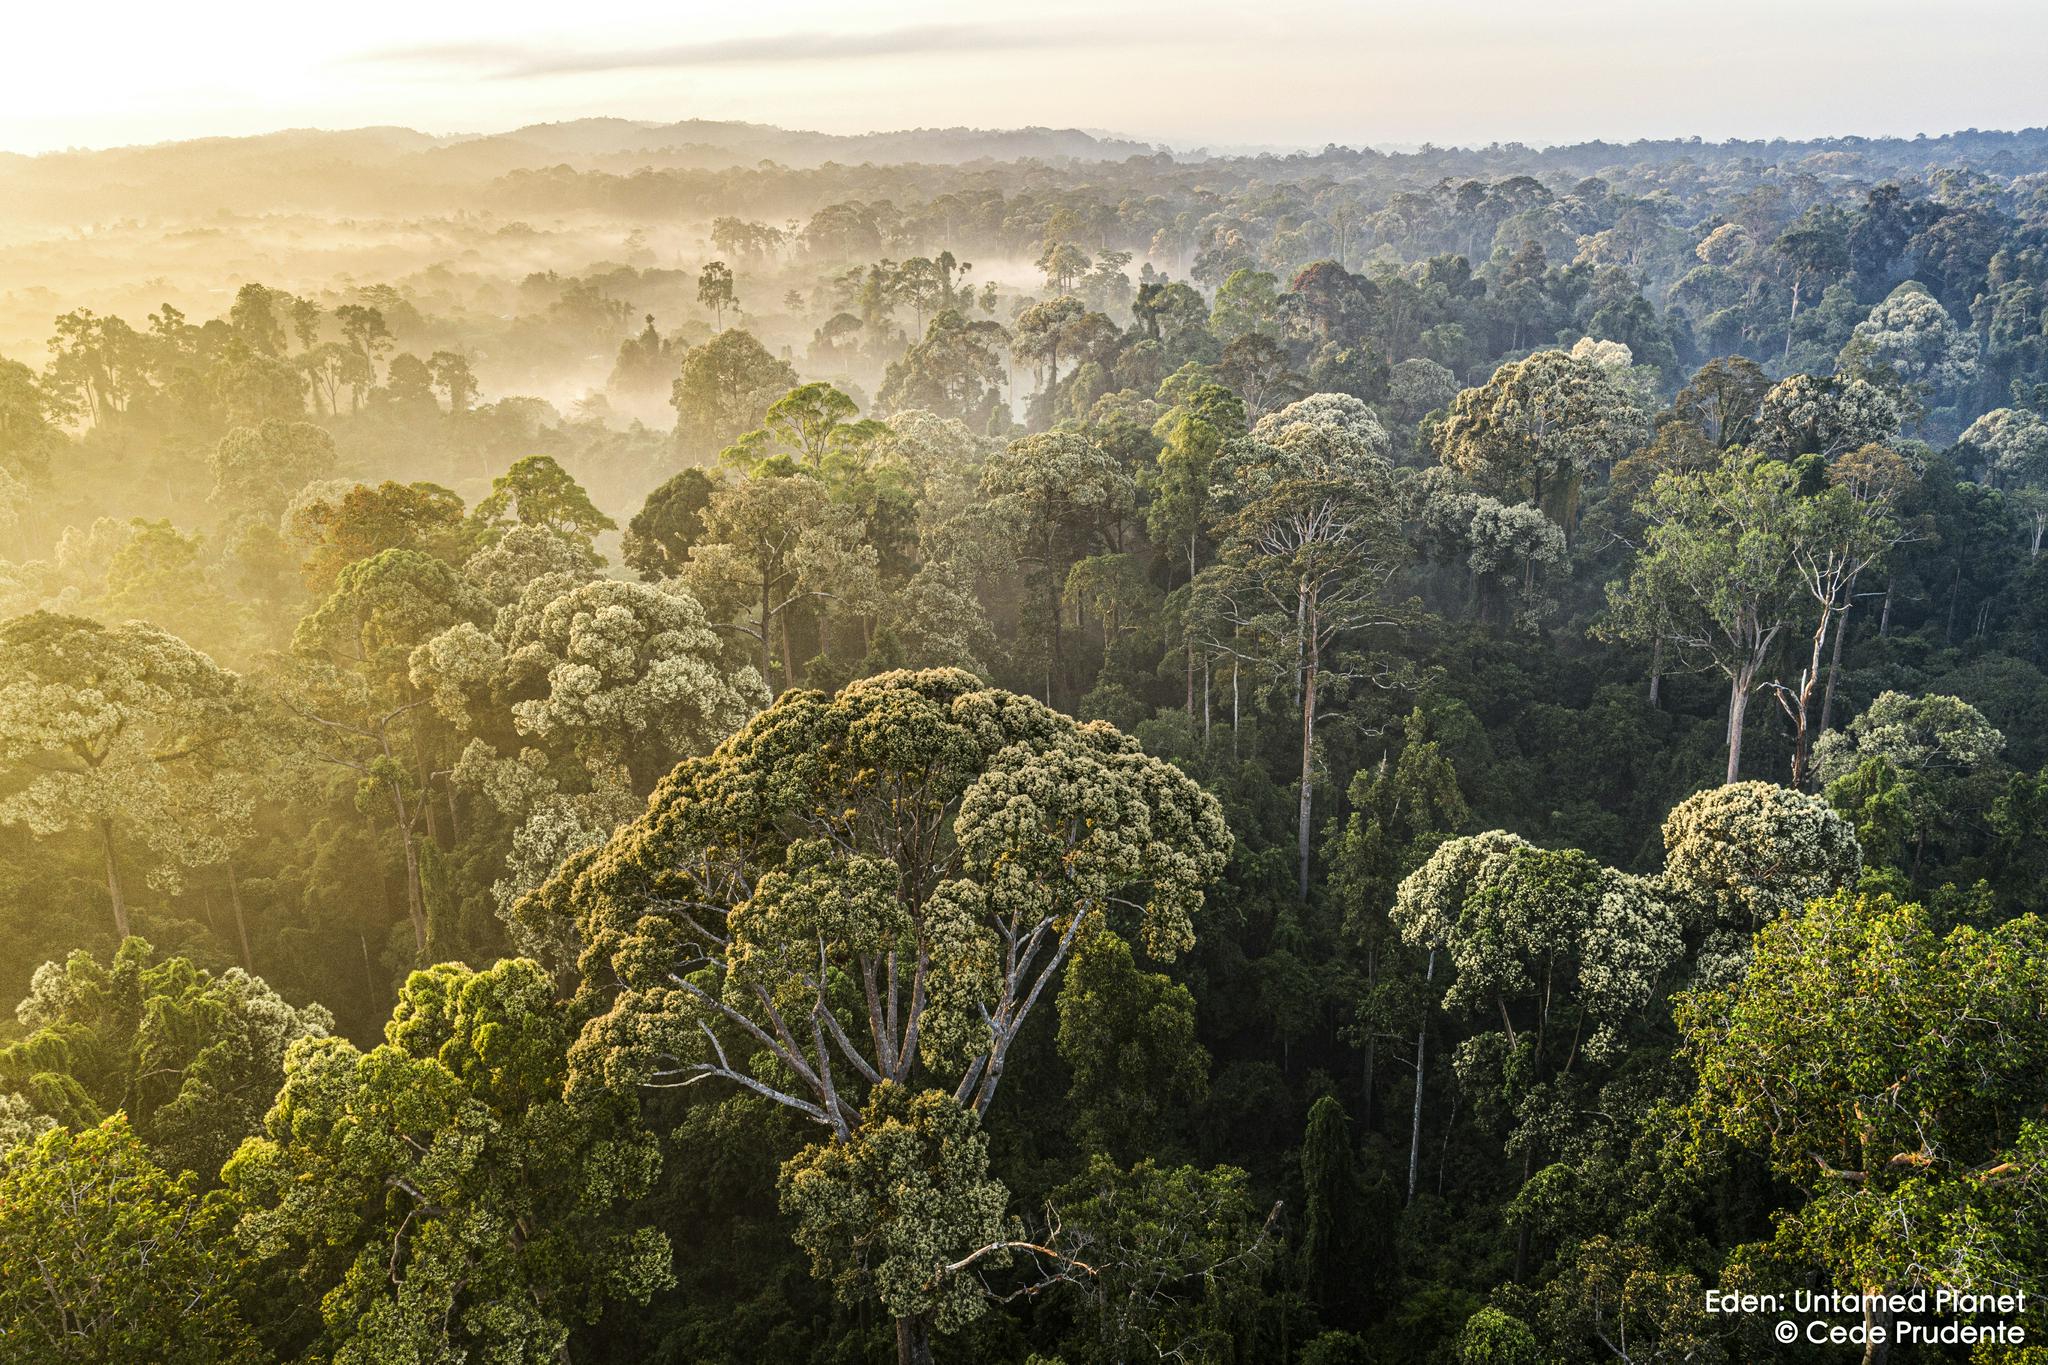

{"left": 1453, "top": 1306, "right": 1538, "bottom": 1365}
{"left": 1681, "top": 891, "right": 2048, "bottom": 1298}
{"left": 0, "top": 1116, "right": 260, "bottom": 1364}
{"left": 226, "top": 958, "right": 670, "bottom": 1363}
{"left": 1047, "top": 1155, "right": 1276, "bottom": 1364}
{"left": 0, "top": 938, "right": 331, "bottom": 1179}
{"left": 779, "top": 1082, "right": 1008, "bottom": 1331}
{"left": 1056, "top": 930, "right": 1208, "bottom": 1161}
{"left": 470, "top": 453, "right": 617, "bottom": 548}
{"left": 623, "top": 466, "right": 722, "bottom": 580}
{"left": 672, "top": 328, "right": 800, "bottom": 457}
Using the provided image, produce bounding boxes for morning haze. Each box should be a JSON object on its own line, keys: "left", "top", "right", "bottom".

{"left": 0, "top": 5, "right": 2045, "bottom": 1365}
{"left": 4, "top": 0, "right": 2043, "bottom": 153}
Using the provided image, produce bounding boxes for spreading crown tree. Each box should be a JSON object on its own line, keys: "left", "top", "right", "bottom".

{"left": 519, "top": 668, "right": 1232, "bottom": 1357}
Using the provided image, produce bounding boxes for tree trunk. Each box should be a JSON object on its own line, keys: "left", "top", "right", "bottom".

{"left": 101, "top": 820, "right": 130, "bottom": 941}
{"left": 1048, "top": 573, "right": 1064, "bottom": 708}
{"left": 759, "top": 579, "right": 776, "bottom": 693}
{"left": 1297, "top": 613, "right": 1319, "bottom": 901}
{"left": 360, "top": 933, "right": 380, "bottom": 1015}
{"left": 389, "top": 788, "right": 428, "bottom": 958}
{"left": 1407, "top": 950, "right": 1435, "bottom": 1204}
{"left": 1202, "top": 652, "right": 1211, "bottom": 738}
{"left": 1725, "top": 672, "right": 1751, "bottom": 785}
{"left": 1945, "top": 561, "right": 1961, "bottom": 644}
{"left": 1362, "top": 946, "right": 1378, "bottom": 1130}
{"left": 1231, "top": 660, "right": 1240, "bottom": 761}
{"left": 1187, "top": 536, "right": 1201, "bottom": 717}
{"left": 895, "top": 1314, "right": 934, "bottom": 1365}
{"left": 1647, "top": 635, "right": 1663, "bottom": 707}
{"left": 1820, "top": 599, "right": 1852, "bottom": 737}
{"left": 226, "top": 858, "right": 254, "bottom": 973}
{"left": 1783, "top": 274, "right": 1803, "bottom": 365}
{"left": 1787, "top": 608, "right": 1836, "bottom": 791}
{"left": 1512, "top": 1145, "right": 1534, "bottom": 1283}
{"left": 780, "top": 609, "right": 799, "bottom": 692}
{"left": 1862, "top": 1293, "right": 1894, "bottom": 1365}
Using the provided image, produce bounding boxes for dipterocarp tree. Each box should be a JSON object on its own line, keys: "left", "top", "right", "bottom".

{"left": 1814, "top": 690, "right": 2005, "bottom": 872}
{"left": 412, "top": 573, "right": 769, "bottom": 920}
{"left": 680, "top": 471, "right": 880, "bottom": 695}
{"left": 1206, "top": 398, "right": 1407, "bottom": 898}
{"left": 1658, "top": 781, "right": 1862, "bottom": 984}
{"left": 979, "top": 429, "right": 1134, "bottom": 707}
{"left": 1390, "top": 832, "right": 1684, "bottom": 1275}
{"left": 1754, "top": 373, "right": 1901, "bottom": 460}
{"left": 1210, "top": 472, "right": 1408, "bottom": 901}
{"left": 0, "top": 939, "right": 331, "bottom": 1180}
{"left": 1432, "top": 348, "right": 1647, "bottom": 531}
{"left": 1142, "top": 383, "right": 1246, "bottom": 716}
{"left": 414, "top": 573, "right": 767, "bottom": 795}
{"left": 1603, "top": 453, "right": 1808, "bottom": 784}
{"left": 289, "top": 548, "right": 489, "bottom": 956}
{"left": 1763, "top": 444, "right": 1918, "bottom": 788}
{"left": 469, "top": 453, "right": 617, "bottom": 551}
{"left": 523, "top": 669, "right": 1231, "bottom": 1365}
{"left": 0, "top": 612, "right": 244, "bottom": 940}
{"left": 1962, "top": 406, "right": 2048, "bottom": 557}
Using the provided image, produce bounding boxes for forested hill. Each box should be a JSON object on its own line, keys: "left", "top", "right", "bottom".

{"left": 0, "top": 119, "right": 1163, "bottom": 220}
{"left": 0, "top": 113, "right": 2046, "bottom": 1365}
{"left": 8, "top": 120, "right": 2048, "bottom": 223}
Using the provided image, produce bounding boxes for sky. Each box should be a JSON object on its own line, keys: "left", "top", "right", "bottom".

{"left": 2, "top": 0, "right": 2041, "bottom": 155}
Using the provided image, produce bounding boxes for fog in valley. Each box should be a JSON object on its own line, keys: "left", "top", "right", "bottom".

{"left": 3, "top": 104, "right": 2048, "bottom": 1365}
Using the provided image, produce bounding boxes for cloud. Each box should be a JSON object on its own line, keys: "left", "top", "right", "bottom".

{"left": 354, "top": 24, "right": 1076, "bottom": 79}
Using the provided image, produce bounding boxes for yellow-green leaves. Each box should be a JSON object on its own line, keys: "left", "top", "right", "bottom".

{"left": 778, "top": 1084, "right": 1008, "bottom": 1330}
{"left": 1680, "top": 892, "right": 2048, "bottom": 1297}
{"left": 226, "top": 958, "right": 668, "bottom": 1363}
{"left": 0, "top": 1117, "right": 260, "bottom": 1364}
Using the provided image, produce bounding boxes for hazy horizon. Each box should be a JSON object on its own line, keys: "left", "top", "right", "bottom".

{"left": 7, "top": 0, "right": 2044, "bottom": 156}
{"left": 13, "top": 111, "right": 2048, "bottom": 162}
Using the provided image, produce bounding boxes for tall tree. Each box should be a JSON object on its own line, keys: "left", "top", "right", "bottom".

{"left": 622, "top": 467, "right": 721, "bottom": 581}
{"left": 0, "top": 613, "right": 243, "bottom": 940}
{"left": 671, "top": 329, "right": 799, "bottom": 459}
{"left": 1605, "top": 453, "right": 1807, "bottom": 783}
{"left": 1961, "top": 406, "right": 2048, "bottom": 556}
{"left": 470, "top": 454, "right": 617, "bottom": 550}
{"left": 1392, "top": 833, "right": 1682, "bottom": 1279}
{"left": 1208, "top": 397, "right": 1406, "bottom": 897}
{"left": 679, "top": 472, "right": 877, "bottom": 693}
{"left": 1432, "top": 349, "right": 1646, "bottom": 528}
{"left": 531, "top": 670, "right": 1230, "bottom": 1364}
{"left": 980, "top": 430, "right": 1133, "bottom": 706}
{"left": 289, "top": 549, "right": 489, "bottom": 956}
{"left": 1766, "top": 444, "right": 1918, "bottom": 787}
{"left": 697, "top": 260, "right": 738, "bottom": 331}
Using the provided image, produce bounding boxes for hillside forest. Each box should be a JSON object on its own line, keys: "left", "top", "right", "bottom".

{"left": 0, "top": 120, "right": 2046, "bottom": 1365}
